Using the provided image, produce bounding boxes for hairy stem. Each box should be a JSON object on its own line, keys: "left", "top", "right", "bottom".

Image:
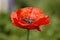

{"left": 27, "top": 29, "right": 30, "bottom": 40}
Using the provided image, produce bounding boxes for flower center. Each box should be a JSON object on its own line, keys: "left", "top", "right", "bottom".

{"left": 22, "top": 18, "right": 35, "bottom": 24}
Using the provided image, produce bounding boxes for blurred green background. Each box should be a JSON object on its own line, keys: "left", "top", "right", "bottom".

{"left": 0, "top": 0, "right": 60, "bottom": 40}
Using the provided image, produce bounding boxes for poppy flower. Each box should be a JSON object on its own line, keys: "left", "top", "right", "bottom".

{"left": 11, "top": 7, "right": 50, "bottom": 32}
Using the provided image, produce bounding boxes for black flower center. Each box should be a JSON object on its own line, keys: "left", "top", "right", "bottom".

{"left": 22, "top": 18, "right": 35, "bottom": 24}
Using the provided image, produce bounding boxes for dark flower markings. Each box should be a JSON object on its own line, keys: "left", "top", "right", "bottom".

{"left": 22, "top": 18, "right": 35, "bottom": 24}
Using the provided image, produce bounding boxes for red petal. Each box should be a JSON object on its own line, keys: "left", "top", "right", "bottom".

{"left": 11, "top": 12, "right": 29, "bottom": 28}
{"left": 11, "top": 12, "right": 17, "bottom": 23}
{"left": 11, "top": 12, "right": 20, "bottom": 26}
{"left": 30, "top": 8, "right": 44, "bottom": 19}
{"left": 36, "top": 26, "right": 42, "bottom": 32}
{"left": 41, "top": 16, "right": 50, "bottom": 25}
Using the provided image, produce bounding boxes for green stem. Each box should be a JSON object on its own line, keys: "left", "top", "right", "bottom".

{"left": 27, "top": 29, "right": 30, "bottom": 40}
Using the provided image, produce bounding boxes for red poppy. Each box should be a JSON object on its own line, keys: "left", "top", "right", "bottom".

{"left": 11, "top": 7, "right": 50, "bottom": 32}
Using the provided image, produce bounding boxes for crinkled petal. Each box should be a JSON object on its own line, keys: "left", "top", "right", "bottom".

{"left": 40, "top": 16, "right": 50, "bottom": 25}
{"left": 11, "top": 12, "right": 20, "bottom": 26}
{"left": 11, "top": 12, "right": 29, "bottom": 28}
{"left": 36, "top": 26, "right": 42, "bottom": 32}
{"left": 32, "top": 16, "right": 50, "bottom": 26}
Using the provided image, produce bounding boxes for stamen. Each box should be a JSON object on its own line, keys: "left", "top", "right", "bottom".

{"left": 22, "top": 18, "right": 35, "bottom": 24}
